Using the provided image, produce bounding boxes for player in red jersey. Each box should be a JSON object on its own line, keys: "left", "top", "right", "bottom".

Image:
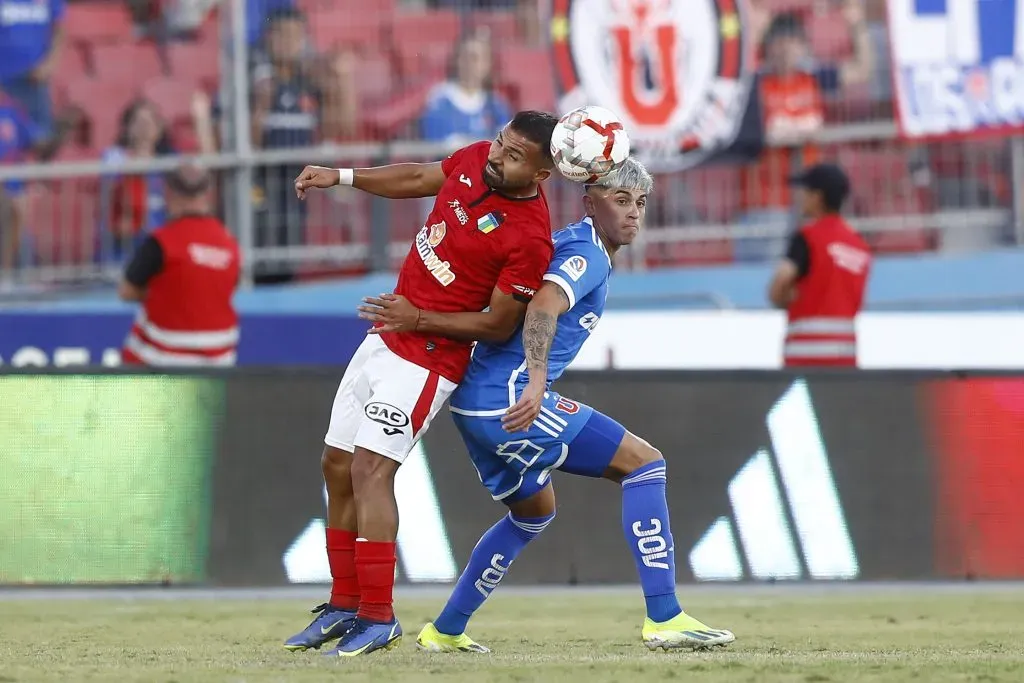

{"left": 283, "top": 111, "right": 558, "bottom": 657}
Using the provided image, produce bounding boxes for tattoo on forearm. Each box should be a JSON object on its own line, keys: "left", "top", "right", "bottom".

{"left": 524, "top": 310, "right": 557, "bottom": 373}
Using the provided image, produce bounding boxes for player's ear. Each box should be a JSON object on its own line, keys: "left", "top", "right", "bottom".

{"left": 582, "top": 191, "right": 596, "bottom": 216}
{"left": 534, "top": 167, "right": 552, "bottom": 183}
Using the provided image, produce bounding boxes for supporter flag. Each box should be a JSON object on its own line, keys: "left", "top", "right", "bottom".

{"left": 889, "top": 0, "right": 1024, "bottom": 138}
{"left": 550, "top": 0, "right": 763, "bottom": 172}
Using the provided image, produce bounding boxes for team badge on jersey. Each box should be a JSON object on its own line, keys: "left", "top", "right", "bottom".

{"left": 477, "top": 212, "right": 504, "bottom": 234}
{"left": 560, "top": 255, "right": 588, "bottom": 281}
{"left": 426, "top": 221, "right": 447, "bottom": 247}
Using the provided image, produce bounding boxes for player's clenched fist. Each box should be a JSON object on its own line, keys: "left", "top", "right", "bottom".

{"left": 294, "top": 166, "right": 339, "bottom": 199}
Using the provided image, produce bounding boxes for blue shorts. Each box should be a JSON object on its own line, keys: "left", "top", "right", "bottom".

{"left": 451, "top": 392, "right": 626, "bottom": 503}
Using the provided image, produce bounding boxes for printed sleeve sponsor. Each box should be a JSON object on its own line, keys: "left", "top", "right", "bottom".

{"left": 559, "top": 255, "right": 588, "bottom": 282}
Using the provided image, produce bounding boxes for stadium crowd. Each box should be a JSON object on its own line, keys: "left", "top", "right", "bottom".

{"left": 0, "top": 0, "right": 1014, "bottom": 289}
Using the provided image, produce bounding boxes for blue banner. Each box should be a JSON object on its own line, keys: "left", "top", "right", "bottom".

{"left": 0, "top": 314, "right": 369, "bottom": 366}
{"left": 891, "top": 0, "right": 1024, "bottom": 138}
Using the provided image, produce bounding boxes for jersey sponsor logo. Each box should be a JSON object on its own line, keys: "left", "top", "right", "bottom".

{"left": 416, "top": 223, "right": 456, "bottom": 286}
{"left": 459, "top": 173, "right": 473, "bottom": 188}
{"left": 552, "top": 0, "right": 754, "bottom": 170}
{"left": 188, "top": 243, "right": 234, "bottom": 270}
{"left": 559, "top": 255, "right": 588, "bottom": 282}
{"left": 426, "top": 221, "right": 447, "bottom": 248}
{"left": 448, "top": 200, "right": 469, "bottom": 226}
{"left": 364, "top": 401, "right": 410, "bottom": 436}
{"left": 512, "top": 284, "right": 536, "bottom": 297}
{"left": 632, "top": 518, "right": 671, "bottom": 569}
{"left": 579, "top": 312, "right": 600, "bottom": 332}
{"left": 827, "top": 243, "right": 870, "bottom": 275}
{"left": 554, "top": 397, "right": 580, "bottom": 414}
{"left": 474, "top": 553, "right": 512, "bottom": 597}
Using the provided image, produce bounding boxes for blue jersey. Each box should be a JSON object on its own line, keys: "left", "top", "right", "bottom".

{"left": 0, "top": 94, "right": 41, "bottom": 195}
{"left": 0, "top": 0, "right": 64, "bottom": 81}
{"left": 451, "top": 216, "right": 611, "bottom": 412}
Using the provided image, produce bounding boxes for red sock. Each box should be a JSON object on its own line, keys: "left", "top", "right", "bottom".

{"left": 354, "top": 539, "right": 397, "bottom": 623}
{"left": 326, "top": 528, "right": 359, "bottom": 610}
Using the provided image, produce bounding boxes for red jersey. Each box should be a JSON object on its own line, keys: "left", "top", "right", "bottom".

{"left": 784, "top": 215, "right": 871, "bottom": 367}
{"left": 381, "top": 141, "right": 554, "bottom": 383}
{"left": 123, "top": 215, "right": 241, "bottom": 366}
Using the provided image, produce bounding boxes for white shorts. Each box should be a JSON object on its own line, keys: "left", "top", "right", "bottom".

{"left": 324, "top": 334, "right": 457, "bottom": 463}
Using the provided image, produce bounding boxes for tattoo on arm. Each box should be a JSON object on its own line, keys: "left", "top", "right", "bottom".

{"left": 524, "top": 309, "right": 557, "bottom": 374}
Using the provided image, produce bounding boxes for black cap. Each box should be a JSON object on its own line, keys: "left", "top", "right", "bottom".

{"left": 788, "top": 163, "right": 850, "bottom": 211}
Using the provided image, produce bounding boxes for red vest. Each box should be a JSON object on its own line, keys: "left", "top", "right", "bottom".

{"left": 784, "top": 216, "right": 870, "bottom": 367}
{"left": 123, "top": 215, "right": 241, "bottom": 366}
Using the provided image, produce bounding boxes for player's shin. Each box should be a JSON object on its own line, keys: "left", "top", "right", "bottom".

{"left": 433, "top": 511, "right": 555, "bottom": 636}
{"left": 621, "top": 460, "right": 683, "bottom": 623}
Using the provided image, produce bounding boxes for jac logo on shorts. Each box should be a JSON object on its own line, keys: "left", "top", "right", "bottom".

{"left": 365, "top": 402, "right": 410, "bottom": 436}
{"left": 559, "top": 255, "right": 587, "bottom": 282}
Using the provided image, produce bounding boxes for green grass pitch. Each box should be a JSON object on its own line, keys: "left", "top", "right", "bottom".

{"left": 1, "top": 587, "right": 1022, "bottom": 682}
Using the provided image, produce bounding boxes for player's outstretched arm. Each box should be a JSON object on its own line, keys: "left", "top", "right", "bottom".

{"left": 358, "top": 286, "right": 527, "bottom": 344}
{"left": 294, "top": 162, "right": 446, "bottom": 200}
{"left": 502, "top": 282, "right": 571, "bottom": 433}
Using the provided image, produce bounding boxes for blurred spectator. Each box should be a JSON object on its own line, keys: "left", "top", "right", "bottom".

{"left": 247, "top": 0, "right": 295, "bottom": 47}
{"left": 420, "top": 32, "right": 511, "bottom": 146}
{"left": 100, "top": 99, "right": 176, "bottom": 264}
{"left": 0, "top": 0, "right": 65, "bottom": 134}
{"left": 0, "top": 89, "right": 77, "bottom": 289}
{"left": 735, "top": 2, "right": 873, "bottom": 262}
{"left": 246, "top": 7, "right": 356, "bottom": 284}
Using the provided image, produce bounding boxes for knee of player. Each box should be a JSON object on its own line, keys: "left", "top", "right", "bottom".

{"left": 620, "top": 439, "right": 664, "bottom": 476}
{"left": 350, "top": 450, "right": 399, "bottom": 488}
{"left": 321, "top": 446, "right": 352, "bottom": 482}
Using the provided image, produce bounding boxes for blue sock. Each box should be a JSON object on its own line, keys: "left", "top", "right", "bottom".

{"left": 621, "top": 460, "right": 682, "bottom": 623}
{"left": 434, "top": 511, "right": 555, "bottom": 636}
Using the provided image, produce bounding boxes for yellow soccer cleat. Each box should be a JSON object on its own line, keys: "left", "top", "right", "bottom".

{"left": 416, "top": 622, "right": 490, "bottom": 653}
{"left": 642, "top": 611, "right": 736, "bottom": 651}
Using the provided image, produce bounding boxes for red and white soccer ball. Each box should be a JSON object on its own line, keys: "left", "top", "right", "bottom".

{"left": 550, "top": 105, "right": 630, "bottom": 184}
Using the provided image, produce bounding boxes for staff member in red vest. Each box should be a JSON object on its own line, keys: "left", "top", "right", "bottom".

{"left": 118, "top": 164, "right": 241, "bottom": 366}
{"left": 768, "top": 163, "right": 871, "bottom": 367}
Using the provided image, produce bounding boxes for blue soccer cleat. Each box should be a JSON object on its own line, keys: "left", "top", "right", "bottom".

{"left": 283, "top": 603, "right": 357, "bottom": 651}
{"left": 323, "top": 617, "right": 403, "bottom": 657}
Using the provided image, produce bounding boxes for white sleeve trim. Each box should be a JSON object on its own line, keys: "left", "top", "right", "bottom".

{"left": 543, "top": 272, "right": 576, "bottom": 310}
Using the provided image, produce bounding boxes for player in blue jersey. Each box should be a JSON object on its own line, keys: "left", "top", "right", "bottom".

{"left": 402, "top": 158, "right": 736, "bottom": 652}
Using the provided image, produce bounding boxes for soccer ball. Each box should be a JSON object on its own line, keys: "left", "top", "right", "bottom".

{"left": 550, "top": 106, "right": 630, "bottom": 184}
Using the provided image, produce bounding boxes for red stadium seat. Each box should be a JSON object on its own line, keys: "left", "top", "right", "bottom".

{"left": 307, "top": 5, "right": 388, "bottom": 53}
{"left": 52, "top": 44, "right": 91, "bottom": 106}
{"left": 466, "top": 11, "right": 520, "bottom": 44}
{"left": 390, "top": 10, "right": 462, "bottom": 54}
{"left": 496, "top": 47, "right": 556, "bottom": 111}
{"left": 142, "top": 78, "right": 194, "bottom": 124}
{"left": 64, "top": 3, "right": 135, "bottom": 44}
{"left": 168, "top": 42, "right": 219, "bottom": 91}
{"left": 394, "top": 43, "right": 452, "bottom": 83}
{"left": 92, "top": 43, "right": 166, "bottom": 93}
{"left": 363, "top": 82, "right": 435, "bottom": 139}
{"left": 65, "top": 79, "right": 139, "bottom": 149}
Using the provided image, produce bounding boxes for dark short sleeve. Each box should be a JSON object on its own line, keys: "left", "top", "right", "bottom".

{"left": 785, "top": 232, "right": 811, "bottom": 279}
{"left": 124, "top": 236, "right": 164, "bottom": 287}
